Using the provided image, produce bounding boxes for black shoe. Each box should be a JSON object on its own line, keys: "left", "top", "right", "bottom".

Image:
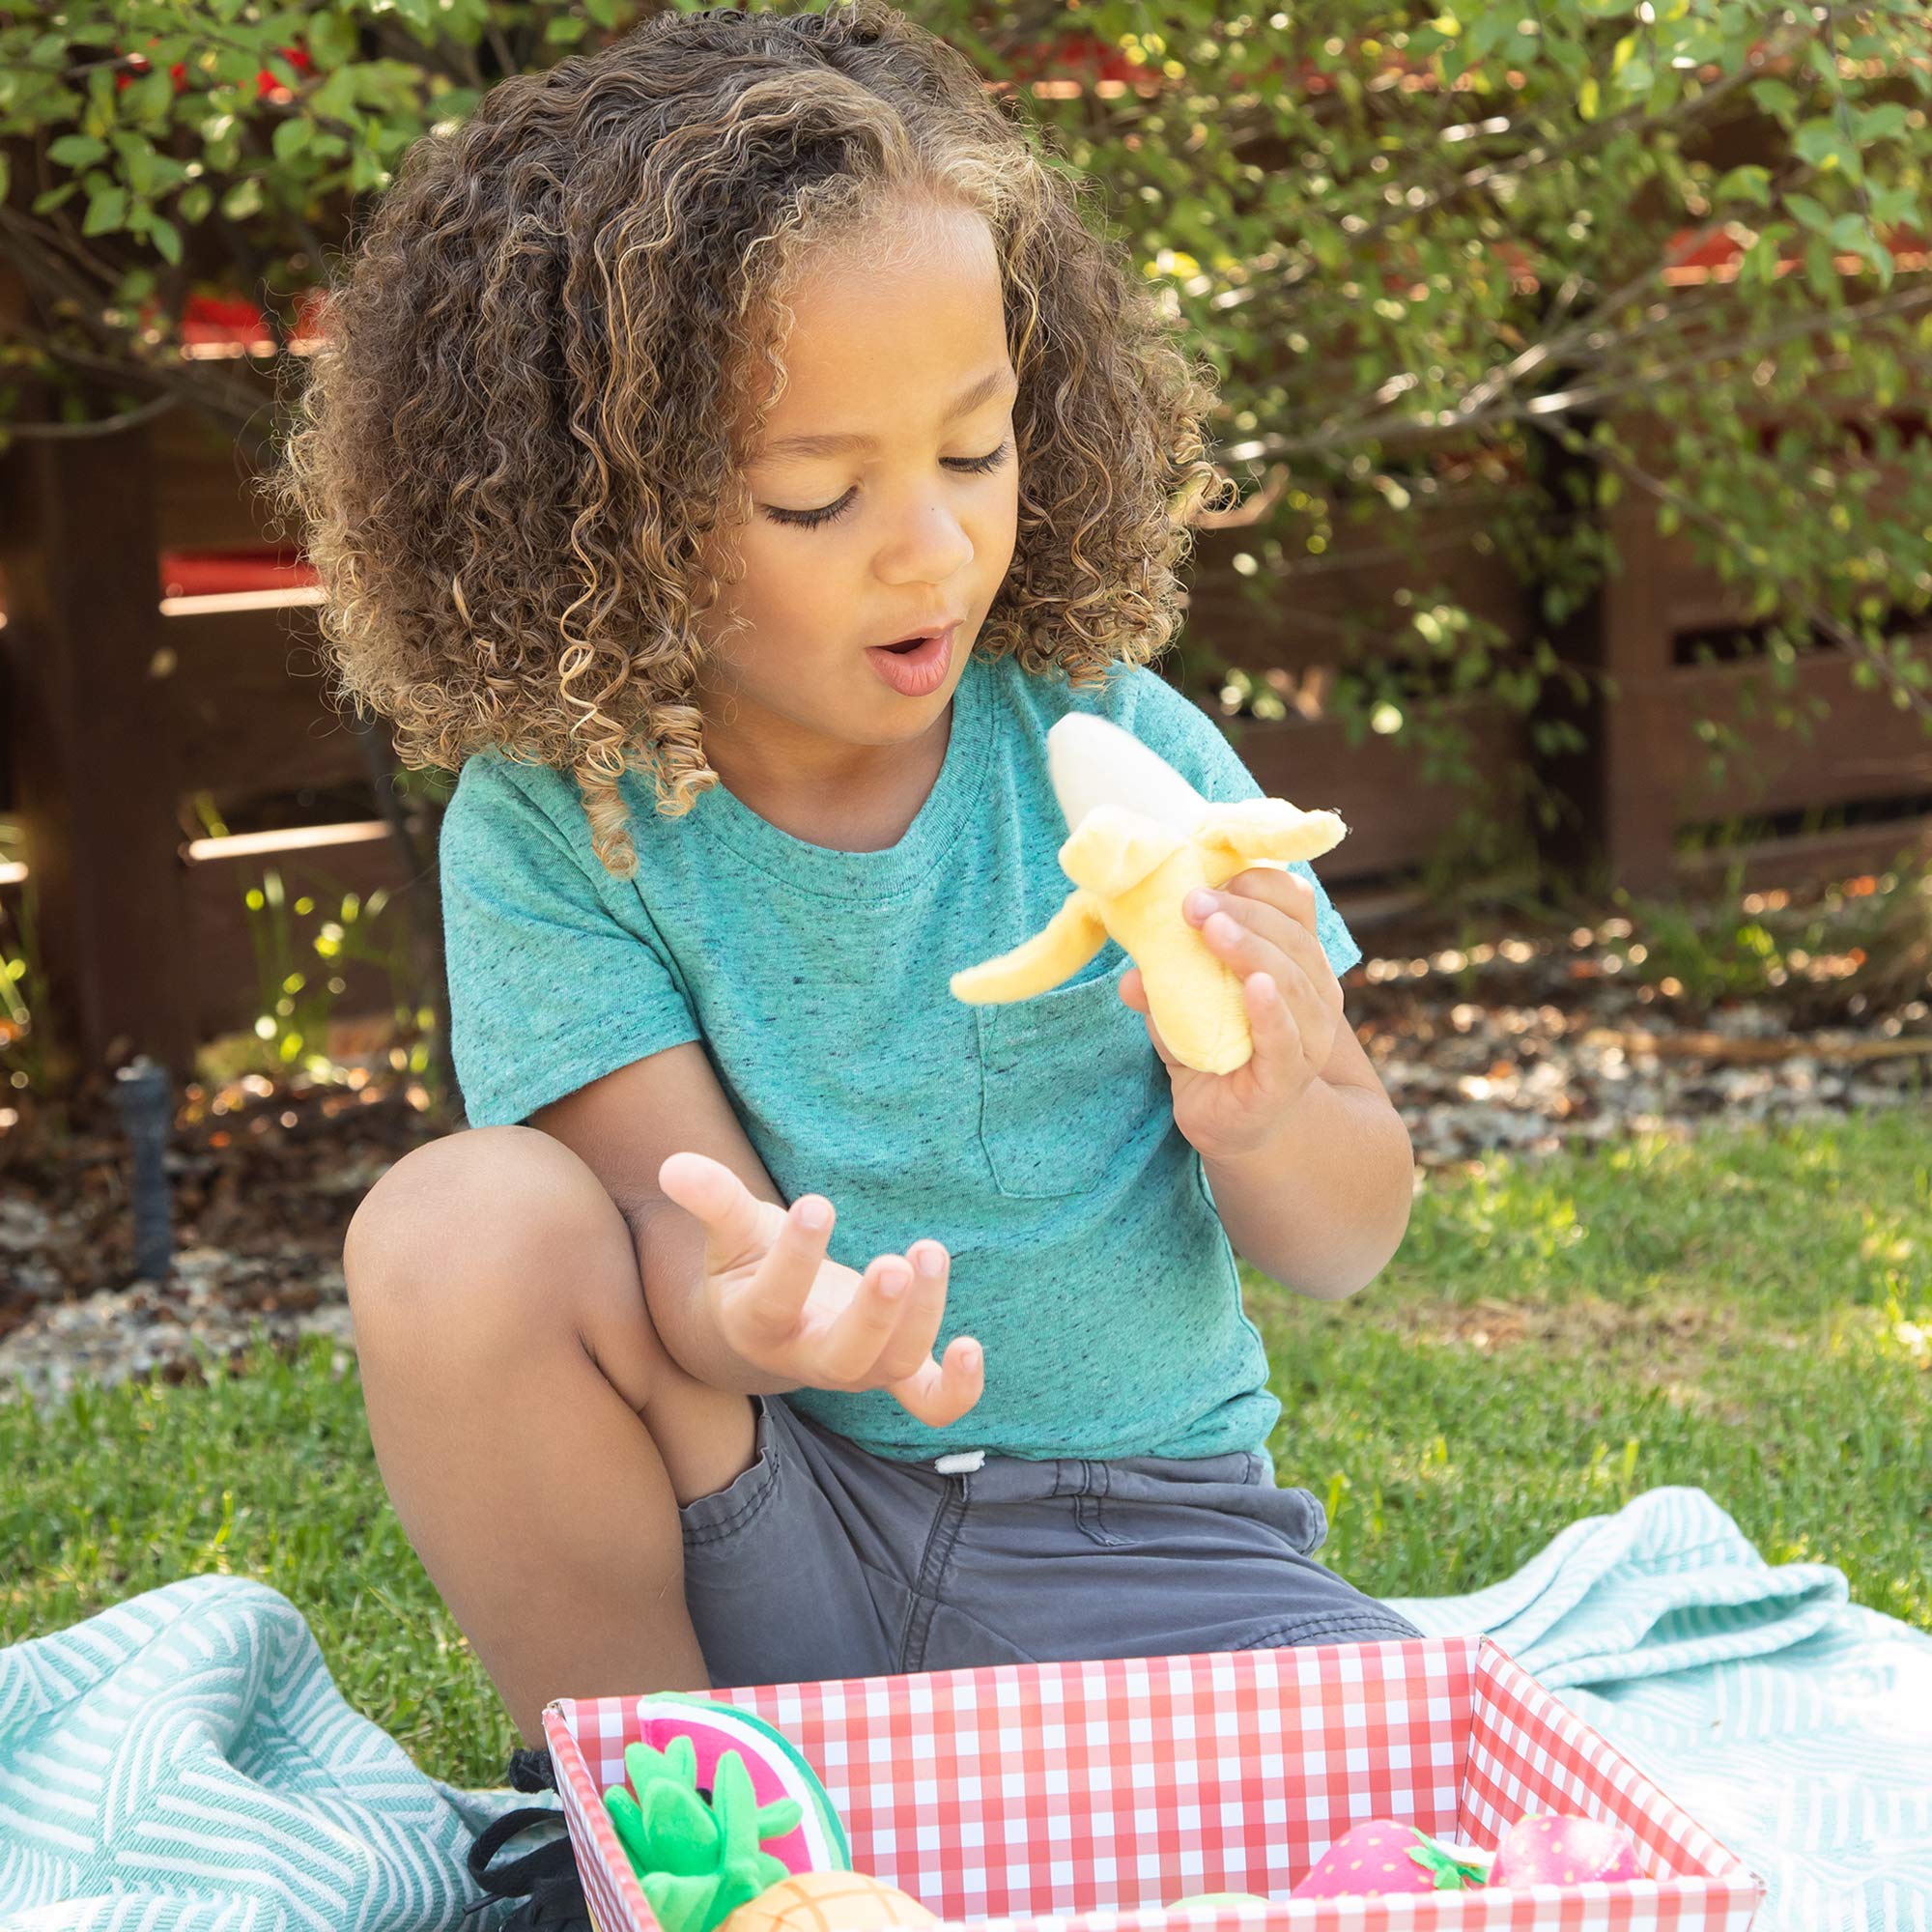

{"left": 462, "top": 1793, "right": 590, "bottom": 1932}
{"left": 508, "top": 1747, "right": 559, "bottom": 1793}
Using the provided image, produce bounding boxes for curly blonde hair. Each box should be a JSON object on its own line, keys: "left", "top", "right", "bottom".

{"left": 270, "top": 0, "right": 1235, "bottom": 876}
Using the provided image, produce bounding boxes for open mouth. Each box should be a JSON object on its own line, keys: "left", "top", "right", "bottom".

{"left": 866, "top": 624, "right": 954, "bottom": 695}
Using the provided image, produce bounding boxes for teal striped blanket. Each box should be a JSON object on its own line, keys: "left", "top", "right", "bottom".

{"left": 2, "top": 1489, "right": 1925, "bottom": 1932}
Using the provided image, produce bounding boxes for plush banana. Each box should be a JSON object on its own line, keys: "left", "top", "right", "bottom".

{"left": 950, "top": 714, "right": 1348, "bottom": 1075}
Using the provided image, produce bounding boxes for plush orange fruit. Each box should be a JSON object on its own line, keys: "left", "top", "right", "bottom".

{"left": 717, "top": 1870, "right": 937, "bottom": 1932}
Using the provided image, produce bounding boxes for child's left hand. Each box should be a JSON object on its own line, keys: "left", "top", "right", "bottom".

{"left": 1119, "top": 867, "right": 1344, "bottom": 1164}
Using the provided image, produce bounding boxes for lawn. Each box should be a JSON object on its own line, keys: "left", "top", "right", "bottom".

{"left": 2, "top": 1105, "right": 1926, "bottom": 1791}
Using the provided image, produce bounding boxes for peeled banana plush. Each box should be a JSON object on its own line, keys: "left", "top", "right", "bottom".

{"left": 950, "top": 714, "right": 1347, "bottom": 1075}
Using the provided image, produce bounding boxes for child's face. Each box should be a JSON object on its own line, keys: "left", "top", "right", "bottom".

{"left": 696, "top": 202, "right": 1020, "bottom": 771}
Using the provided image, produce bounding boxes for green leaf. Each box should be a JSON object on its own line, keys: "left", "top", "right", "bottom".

{"left": 1867, "top": 185, "right": 1919, "bottom": 227}
{"left": 309, "top": 67, "right": 358, "bottom": 121}
{"left": 1829, "top": 213, "right": 1869, "bottom": 253}
{"left": 1714, "top": 165, "right": 1771, "bottom": 208}
{"left": 47, "top": 132, "right": 108, "bottom": 167}
{"left": 1749, "top": 77, "right": 1800, "bottom": 120}
{"left": 81, "top": 183, "right": 128, "bottom": 236}
{"left": 179, "top": 182, "right": 213, "bottom": 223}
{"left": 1855, "top": 102, "right": 1909, "bottom": 144}
{"left": 1466, "top": 10, "right": 1514, "bottom": 59}
{"left": 213, "top": 45, "right": 268, "bottom": 85}
{"left": 1842, "top": 227, "right": 1895, "bottom": 289}
{"left": 221, "top": 176, "right": 264, "bottom": 219}
{"left": 1794, "top": 119, "right": 1855, "bottom": 176}
{"left": 31, "top": 182, "right": 79, "bottom": 214}
{"left": 1786, "top": 192, "right": 1833, "bottom": 235}
{"left": 304, "top": 9, "right": 356, "bottom": 70}
{"left": 111, "top": 128, "right": 156, "bottom": 196}
{"left": 1741, "top": 229, "right": 1782, "bottom": 286}
{"left": 128, "top": 68, "right": 173, "bottom": 125}
{"left": 151, "top": 215, "right": 183, "bottom": 266}
{"left": 86, "top": 65, "right": 120, "bottom": 124}
{"left": 272, "top": 116, "right": 313, "bottom": 159}
{"left": 1804, "top": 232, "right": 1840, "bottom": 304}
{"left": 544, "top": 13, "right": 589, "bottom": 43}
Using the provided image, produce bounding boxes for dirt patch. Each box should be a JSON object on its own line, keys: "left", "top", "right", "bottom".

{"left": 1383, "top": 1293, "right": 1771, "bottom": 1419}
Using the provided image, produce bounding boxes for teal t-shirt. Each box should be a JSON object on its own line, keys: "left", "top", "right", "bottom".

{"left": 439, "top": 649, "right": 1361, "bottom": 1471}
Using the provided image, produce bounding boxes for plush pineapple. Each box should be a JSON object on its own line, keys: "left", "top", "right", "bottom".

{"left": 717, "top": 1871, "right": 938, "bottom": 1932}
{"left": 602, "top": 1736, "right": 804, "bottom": 1932}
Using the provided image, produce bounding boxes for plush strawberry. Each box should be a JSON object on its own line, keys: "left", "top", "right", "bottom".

{"left": 1291, "top": 1822, "right": 1489, "bottom": 1897}
{"left": 1490, "top": 1813, "right": 1642, "bottom": 1887}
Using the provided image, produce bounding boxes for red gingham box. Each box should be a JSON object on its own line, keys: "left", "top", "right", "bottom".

{"left": 541, "top": 1636, "right": 1764, "bottom": 1932}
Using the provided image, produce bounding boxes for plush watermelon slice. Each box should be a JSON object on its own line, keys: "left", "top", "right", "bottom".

{"left": 632, "top": 1691, "right": 850, "bottom": 1875}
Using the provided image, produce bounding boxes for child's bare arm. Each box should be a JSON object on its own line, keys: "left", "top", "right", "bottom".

{"left": 531, "top": 1044, "right": 982, "bottom": 1423}
{"left": 531, "top": 1042, "right": 784, "bottom": 1389}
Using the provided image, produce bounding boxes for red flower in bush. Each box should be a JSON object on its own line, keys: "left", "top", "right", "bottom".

{"left": 113, "top": 40, "right": 309, "bottom": 98}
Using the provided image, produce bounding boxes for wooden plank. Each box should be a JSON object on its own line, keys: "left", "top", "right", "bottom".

{"left": 1183, "top": 489, "right": 1530, "bottom": 680}
{"left": 1675, "top": 812, "right": 1932, "bottom": 894}
{"left": 1661, "top": 642, "right": 1932, "bottom": 823}
{"left": 149, "top": 404, "right": 279, "bottom": 552}
{"left": 1217, "top": 696, "right": 1528, "bottom": 881}
{"left": 0, "top": 821, "right": 433, "bottom": 1052}
{"left": 158, "top": 603, "right": 370, "bottom": 809}
{"left": 0, "top": 423, "right": 197, "bottom": 1074}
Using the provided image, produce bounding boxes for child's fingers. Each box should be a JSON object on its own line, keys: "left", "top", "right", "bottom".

{"left": 810, "top": 1253, "right": 918, "bottom": 1387}
{"left": 657, "top": 1151, "right": 785, "bottom": 1274}
{"left": 867, "top": 1241, "right": 951, "bottom": 1386}
{"left": 1117, "top": 970, "right": 1181, "bottom": 1070}
{"left": 717, "top": 1186, "right": 839, "bottom": 1356}
{"left": 887, "top": 1335, "right": 983, "bottom": 1430}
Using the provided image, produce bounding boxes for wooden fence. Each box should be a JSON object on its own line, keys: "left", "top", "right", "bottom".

{"left": 0, "top": 412, "right": 418, "bottom": 1076}
{"left": 2, "top": 397, "right": 1929, "bottom": 1080}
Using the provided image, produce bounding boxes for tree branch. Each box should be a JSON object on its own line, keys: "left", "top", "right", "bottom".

{"left": 0, "top": 392, "right": 181, "bottom": 439}
{"left": 1230, "top": 280, "right": 1932, "bottom": 464}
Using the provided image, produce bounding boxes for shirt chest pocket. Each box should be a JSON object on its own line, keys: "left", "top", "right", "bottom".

{"left": 971, "top": 963, "right": 1170, "bottom": 1199}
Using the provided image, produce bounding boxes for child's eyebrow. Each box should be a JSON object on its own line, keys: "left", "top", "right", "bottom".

{"left": 753, "top": 366, "right": 1018, "bottom": 464}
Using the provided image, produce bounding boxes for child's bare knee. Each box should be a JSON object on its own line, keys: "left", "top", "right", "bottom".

{"left": 344, "top": 1124, "right": 634, "bottom": 1331}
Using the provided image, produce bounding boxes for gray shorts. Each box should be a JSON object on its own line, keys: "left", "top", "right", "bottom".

{"left": 677, "top": 1394, "right": 1421, "bottom": 1690}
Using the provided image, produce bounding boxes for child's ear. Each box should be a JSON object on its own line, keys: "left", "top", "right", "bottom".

{"left": 1057, "top": 806, "right": 1187, "bottom": 897}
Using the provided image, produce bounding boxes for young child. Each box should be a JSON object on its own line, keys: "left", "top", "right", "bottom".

{"left": 281, "top": 0, "right": 1420, "bottom": 1768}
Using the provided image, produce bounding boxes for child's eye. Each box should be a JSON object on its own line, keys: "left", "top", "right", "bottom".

{"left": 762, "top": 440, "right": 1012, "bottom": 531}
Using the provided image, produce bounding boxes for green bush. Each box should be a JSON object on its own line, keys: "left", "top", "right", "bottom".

{"left": 6, "top": 0, "right": 1930, "bottom": 872}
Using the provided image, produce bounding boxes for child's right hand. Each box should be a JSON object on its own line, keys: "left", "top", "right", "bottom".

{"left": 656, "top": 1152, "right": 984, "bottom": 1430}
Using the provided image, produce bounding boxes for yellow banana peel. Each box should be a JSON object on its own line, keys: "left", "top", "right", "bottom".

{"left": 949, "top": 716, "right": 1348, "bottom": 1074}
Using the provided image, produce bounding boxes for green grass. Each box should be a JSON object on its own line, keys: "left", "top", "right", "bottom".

{"left": 1256, "top": 1106, "right": 1932, "bottom": 1633}
{"left": 3, "top": 1107, "right": 1926, "bottom": 1790}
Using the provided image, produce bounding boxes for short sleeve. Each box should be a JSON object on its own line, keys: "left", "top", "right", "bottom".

{"left": 1122, "top": 670, "right": 1363, "bottom": 980}
{"left": 438, "top": 755, "right": 701, "bottom": 1127}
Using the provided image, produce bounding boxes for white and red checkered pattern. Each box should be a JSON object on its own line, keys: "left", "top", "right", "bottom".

{"left": 542, "top": 1636, "right": 1762, "bottom": 1932}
